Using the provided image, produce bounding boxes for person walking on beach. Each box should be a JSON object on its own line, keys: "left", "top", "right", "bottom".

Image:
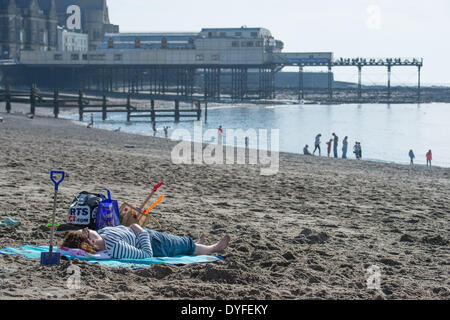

{"left": 163, "top": 126, "right": 169, "bottom": 138}
{"left": 342, "top": 136, "right": 348, "bottom": 159}
{"left": 87, "top": 113, "right": 94, "bottom": 128}
{"left": 426, "top": 150, "right": 432, "bottom": 167}
{"left": 358, "top": 142, "right": 362, "bottom": 160}
{"left": 313, "top": 134, "right": 322, "bottom": 156}
{"left": 409, "top": 150, "right": 415, "bottom": 166}
{"left": 332, "top": 133, "right": 339, "bottom": 158}
{"left": 326, "top": 139, "right": 333, "bottom": 157}
{"left": 245, "top": 136, "right": 249, "bottom": 149}
{"left": 152, "top": 121, "right": 157, "bottom": 137}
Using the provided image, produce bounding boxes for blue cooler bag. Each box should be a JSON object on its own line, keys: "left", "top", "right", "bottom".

{"left": 96, "top": 188, "right": 121, "bottom": 230}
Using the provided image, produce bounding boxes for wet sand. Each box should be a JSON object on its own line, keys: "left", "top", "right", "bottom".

{"left": 0, "top": 105, "right": 449, "bottom": 300}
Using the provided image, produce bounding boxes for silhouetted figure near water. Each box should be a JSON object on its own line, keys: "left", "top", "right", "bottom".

{"left": 332, "top": 133, "right": 339, "bottom": 158}
{"left": 326, "top": 139, "right": 332, "bottom": 157}
{"left": 303, "top": 145, "right": 312, "bottom": 155}
{"left": 354, "top": 142, "right": 361, "bottom": 160}
{"left": 218, "top": 126, "right": 223, "bottom": 144}
{"left": 342, "top": 136, "right": 348, "bottom": 159}
{"left": 426, "top": 150, "right": 432, "bottom": 167}
{"left": 409, "top": 150, "right": 415, "bottom": 166}
{"left": 153, "top": 122, "right": 157, "bottom": 137}
{"left": 313, "top": 134, "right": 322, "bottom": 156}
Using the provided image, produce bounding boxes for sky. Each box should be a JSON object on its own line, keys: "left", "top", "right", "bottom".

{"left": 107, "top": 0, "right": 450, "bottom": 86}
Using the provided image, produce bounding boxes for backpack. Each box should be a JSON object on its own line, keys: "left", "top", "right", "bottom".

{"left": 67, "top": 191, "right": 103, "bottom": 230}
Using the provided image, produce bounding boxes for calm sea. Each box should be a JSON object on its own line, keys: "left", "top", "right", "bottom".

{"left": 66, "top": 102, "right": 450, "bottom": 168}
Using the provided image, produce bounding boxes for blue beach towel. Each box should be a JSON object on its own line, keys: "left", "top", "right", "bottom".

{"left": 0, "top": 245, "right": 224, "bottom": 270}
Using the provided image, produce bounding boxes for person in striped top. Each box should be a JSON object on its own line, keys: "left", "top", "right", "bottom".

{"left": 61, "top": 223, "right": 230, "bottom": 259}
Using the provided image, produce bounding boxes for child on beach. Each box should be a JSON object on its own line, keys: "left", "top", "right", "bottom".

{"left": 218, "top": 126, "right": 223, "bottom": 144}
{"left": 326, "top": 139, "right": 332, "bottom": 157}
{"left": 61, "top": 224, "right": 230, "bottom": 260}
{"left": 409, "top": 150, "right": 415, "bottom": 165}
{"left": 426, "top": 150, "right": 432, "bottom": 167}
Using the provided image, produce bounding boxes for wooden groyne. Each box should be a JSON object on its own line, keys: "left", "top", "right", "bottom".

{"left": 0, "top": 84, "right": 203, "bottom": 122}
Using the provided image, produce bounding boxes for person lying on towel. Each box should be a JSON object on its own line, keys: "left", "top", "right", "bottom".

{"left": 61, "top": 224, "right": 230, "bottom": 259}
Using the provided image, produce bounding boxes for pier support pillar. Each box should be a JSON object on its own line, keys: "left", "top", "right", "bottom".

{"left": 102, "top": 95, "right": 107, "bottom": 121}
{"left": 78, "top": 90, "right": 84, "bottom": 121}
{"left": 5, "top": 84, "right": 11, "bottom": 113}
{"left": 358, "top": 65, "right": 362, "bottom": 100}
{"left": 387, "top": 65, "right": 392, "bottom": 100}
{"left": 53, "top": 89, "right": 59, "bottom": 119}
{"left": 298, "top": 66, "right": 304, "bottom": 101}
{"left": 417, "top": 65, "right": 421, "bottom": 103}
{"left": 328, "top": 65, "right": 333, "bottom": 100}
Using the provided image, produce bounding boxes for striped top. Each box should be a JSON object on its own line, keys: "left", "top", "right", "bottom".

{"left": 97, "top": 225, "right": 153, "bottom": 259}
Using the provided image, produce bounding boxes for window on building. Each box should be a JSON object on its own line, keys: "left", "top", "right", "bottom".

{"left": 71, "top": 54, "right": 79, "bottom": 61}
{"left": 54, "top": 54, "right": 63, "bottom": 60}
{"left": 235, "top": 32, "right": 242, "bottom": 37}
{"left": 251, "top": 32, "right": 258, "bottom": 37}
{"left": 82, "top": 54, "right": 88, "bottom": 61}
{"left": 212, "top": 55, "right": 220, "bottom": 61}
{"left": 114, "top": 54, "right": 123, "bottom": 61}
{"left": 219, "top": 32, "right": 226, "bottom": 37}
{"left": 195, "top": 54, "right": 204, "bottom": 61}
{"left": 231, "top": 41, "right": 240, "bottom": 48}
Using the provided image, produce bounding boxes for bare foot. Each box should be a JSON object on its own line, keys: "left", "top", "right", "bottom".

{"left": 214, "top": 235, "right": 231, "bottom": 252}
{"left": 198, "top": 233, "right": 206, "bottom": 245}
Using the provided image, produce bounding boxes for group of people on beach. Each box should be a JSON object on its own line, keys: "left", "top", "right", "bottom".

{"left": 304, "top": 133, "right": 434, "bottom": 167}
{"left": 152, "top": 122, "right": 170, "bottom": 138}
{"left": 409, "top": 149, "right": 433, "bottom": 167}
{"left": 304, "top": 133, "right": 362, "bottom": 160}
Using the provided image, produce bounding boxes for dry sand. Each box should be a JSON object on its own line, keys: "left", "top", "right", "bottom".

{"left": 0, "top": 105, "right": 449, "bottom": 300}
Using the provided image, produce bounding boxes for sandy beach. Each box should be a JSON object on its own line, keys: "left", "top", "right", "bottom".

{"left": 0, "top": 105, "right": 449, "bottom": 300}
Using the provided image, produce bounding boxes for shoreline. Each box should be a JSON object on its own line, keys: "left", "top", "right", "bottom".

{"left": 3, "top": 100, "right": 450, "bottom": 170}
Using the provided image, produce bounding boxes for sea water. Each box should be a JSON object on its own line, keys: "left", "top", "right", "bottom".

{"left": 66, "top": 103, "right": 450, "bottom": 168}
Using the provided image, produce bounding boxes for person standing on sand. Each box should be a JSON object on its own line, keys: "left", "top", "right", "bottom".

{"left": 358, "top": 142, "right": 362, "bottom": 160}
{"left": 245, "top": 136, "right": 249, "bottom": 149}
{"left": 354, "top": 142, "right": 360, "bottom": 160}
{"left": 61, "top": 224, "right": 231, "bottom": 260}
{"left": 426, "top": 150, "right": 432, "bottom": 167}
{"left": 313, "top": 134, "right": 322, "bottom": 156}
{"left": 326, "top": 139, "right": 332, "bottom": 157}
{"left": 409, "top": 150, "right": 415, "bottom": 166}
{"left": 164, "top": 126, "right": 169, "bottom": 138}
{"left": 218, "top": 126, "right": 223, "bottom": 144}
{"left": 342, "top": 136, "right": 348, "bottom": 159}
{"left": 332, "top": 133, "right": 339, "bottom": 158}
{"left": 153, "top": 121, "right": 157, "bottom": 137}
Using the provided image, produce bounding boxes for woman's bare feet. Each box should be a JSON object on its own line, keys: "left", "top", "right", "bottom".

{"left": 198, "top": 233, "right": 206, "bottom": 245}
{"left": 213, "top": 235, "right": 231, "bottom": 252}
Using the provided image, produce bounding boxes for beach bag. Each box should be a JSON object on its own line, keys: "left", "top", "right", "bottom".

{"left": 96, "top": 189, "right": 121, "bottom": 230}
{"left": 67, "top": 191, "right": 103, "bottom": 230}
